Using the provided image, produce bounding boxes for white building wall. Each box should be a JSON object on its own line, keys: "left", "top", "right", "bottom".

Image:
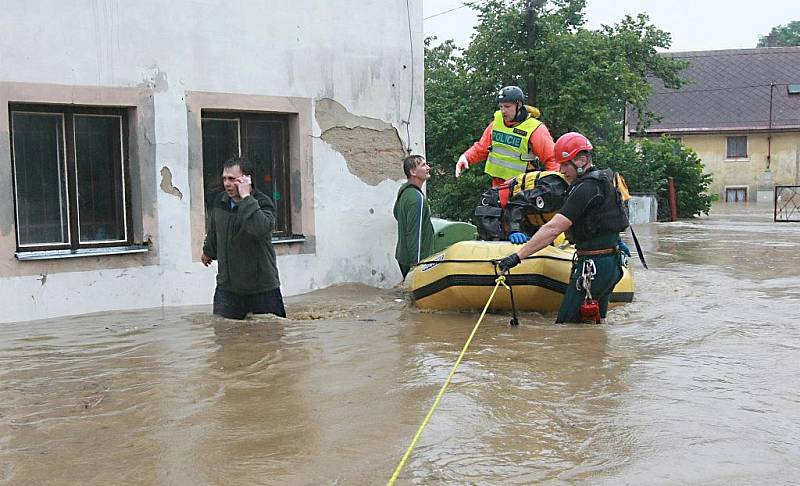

{"left": 0, "top": 0, "right": 424, "bottom": 323}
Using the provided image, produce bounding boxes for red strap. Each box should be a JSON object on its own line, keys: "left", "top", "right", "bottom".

{"left": 497, "top": 180, "right": 513, "bottom": 208}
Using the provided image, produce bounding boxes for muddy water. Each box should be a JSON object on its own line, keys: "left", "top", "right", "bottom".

{"left": 2, "top": 203, "right": 799, "bottom": 485}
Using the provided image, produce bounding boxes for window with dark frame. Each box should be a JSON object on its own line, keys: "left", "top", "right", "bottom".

{"left": 10, "top": 104, "right": 132, "bottom": 252}
{"left": 726, "top": 136, "right": 748, "bottom": 159}
{"left": 201, "top": 111, "right": 291, "bottom": 237}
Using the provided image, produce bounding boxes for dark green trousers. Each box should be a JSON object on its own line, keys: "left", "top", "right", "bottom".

{"left": 556, "top": 252, "right": 624, "bottom": 323}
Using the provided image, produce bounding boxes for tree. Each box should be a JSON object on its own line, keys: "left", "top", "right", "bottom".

{"left": 424, "top": 0, "right": 692, "bottom": 221}
{"left": 594, "top": 136, "right": 715, "bottom": 219}
{"left": 423, "top": 38, "right": 492, "bottom": 221}
{"left": 757, "top": 21, "right": 800, "bottom": 47}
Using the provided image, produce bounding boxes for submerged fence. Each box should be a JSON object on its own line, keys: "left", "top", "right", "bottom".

{"left": 775, "top": 185, "right": 800, "bottom": 222}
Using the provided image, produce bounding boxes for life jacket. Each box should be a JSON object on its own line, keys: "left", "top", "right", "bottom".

{"left": 472, "top": 170, "right": 567, "bottom": 241}
{"left": 565, "top": 167, "right": 630, "bottom": 244}
{"left": 485, "top": 111, "right": 542, "bottom": 180}
{"left": 502, "top": 171, "right": 568, "bottom": 231}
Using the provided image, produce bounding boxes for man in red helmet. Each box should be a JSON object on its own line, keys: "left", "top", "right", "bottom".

{"left": 497, "top": 132, "right": 629, "bottom": 323}
{"left": 454, "top": 86, "right": 557, "bottom": 188}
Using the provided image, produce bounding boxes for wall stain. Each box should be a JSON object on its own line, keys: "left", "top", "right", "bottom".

{"left": 159, "top": 166, "right": 183, "bottom": 200}
{"left": 37, "top": 273, "right": 47, "bottom": 286}
{"left": 315, "top": 99, "right": 405, "bottom": 186}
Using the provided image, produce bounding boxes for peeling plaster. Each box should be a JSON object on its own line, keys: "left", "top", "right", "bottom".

{"left": 159, "top": 166, "right": 183, "bottom": 199}
{"left": 140, "top": 65, "right": 169, "bottom": 92}
{"left": 315, "top": 98, "right": 405, "bottom": 186}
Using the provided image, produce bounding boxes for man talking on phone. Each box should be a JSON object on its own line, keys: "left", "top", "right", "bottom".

{"left": 201, "top": 156, "right": 286, "bottom": 319}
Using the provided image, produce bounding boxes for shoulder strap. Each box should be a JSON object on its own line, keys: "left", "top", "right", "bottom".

{"left": 400, "top": 184, "right": 423, "bottom": 196}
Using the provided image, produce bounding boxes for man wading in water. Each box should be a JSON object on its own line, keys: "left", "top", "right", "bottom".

{"left": 201, "top": 156, "right": 286, "bottom": 319}
{"left": 498, "top": 132, "right": 629, "bottom": 323}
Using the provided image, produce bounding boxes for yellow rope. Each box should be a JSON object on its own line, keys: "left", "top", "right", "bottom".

{"left": 388, "top": 275, "right": 508, "bottom": 485}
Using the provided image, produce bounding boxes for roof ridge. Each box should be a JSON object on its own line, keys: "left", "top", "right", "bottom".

{"left": 662, "top": 46, "right": 800, "bottom": 57}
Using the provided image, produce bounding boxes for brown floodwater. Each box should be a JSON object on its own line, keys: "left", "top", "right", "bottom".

{"left": 2, "top": 203, "right": 799, "bottom": 485}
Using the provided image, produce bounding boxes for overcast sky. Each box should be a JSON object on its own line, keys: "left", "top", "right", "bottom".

{"left": 423, "top": 0, "right": 799, "bottom": 52}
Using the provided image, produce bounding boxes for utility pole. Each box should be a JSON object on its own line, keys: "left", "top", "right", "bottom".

{"left": 524, "top": 0, "right": 546, "bottom": 106}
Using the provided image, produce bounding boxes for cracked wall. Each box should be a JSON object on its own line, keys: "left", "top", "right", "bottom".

{"left": 315, "top": 98, "right": 405, "bottom": 186}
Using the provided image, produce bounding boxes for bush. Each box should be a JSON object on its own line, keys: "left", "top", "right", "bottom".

{"left": 595, "top": 135, "right": 715, "bottom": 219}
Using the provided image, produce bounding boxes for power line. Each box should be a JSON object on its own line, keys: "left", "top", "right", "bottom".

{"left": 424, "top": 3, "right": 469, "bottom": 21}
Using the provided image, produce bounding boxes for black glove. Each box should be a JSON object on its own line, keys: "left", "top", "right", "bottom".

{"left": 498, "top": 253, "right": 521, "bottom": 273}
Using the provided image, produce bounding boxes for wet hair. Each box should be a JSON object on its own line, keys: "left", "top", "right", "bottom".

{"left": 403, "top": 154, "right": 425, "bottom": 177}
{"left": 223, "top": 156, "right": 254, "bottom": 177}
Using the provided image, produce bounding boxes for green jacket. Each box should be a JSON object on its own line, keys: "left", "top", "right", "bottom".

{"left": 202, "top": 190, "right": 280, "bottom": 294}
{"left": 393, "top": 183, "right": 434, "bottom": 267}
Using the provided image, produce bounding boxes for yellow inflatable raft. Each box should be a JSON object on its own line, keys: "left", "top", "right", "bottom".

{"left": 406, "top": 240, "right": 634, "bottom": 312}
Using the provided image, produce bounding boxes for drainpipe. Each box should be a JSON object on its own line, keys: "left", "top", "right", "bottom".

{"left": 796, "top": 145, "right": 800, "bottom": 184}
{"left": 767, "top": 82, "right": 775, "bottom": 170}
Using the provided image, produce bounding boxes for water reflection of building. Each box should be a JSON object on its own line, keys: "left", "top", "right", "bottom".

{"left": 0, "top": 2, "right": 424, "bottom": 323}
{"left": 198, "top": 318, "right": 314, "bottom": 482}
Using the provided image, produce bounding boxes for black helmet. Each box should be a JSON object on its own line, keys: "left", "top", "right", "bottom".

{"left": 496, "top": 86, "right": 525, "bottom": 104}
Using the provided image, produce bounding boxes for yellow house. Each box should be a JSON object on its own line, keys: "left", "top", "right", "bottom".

{"left": 629, "top": 47, "right": 800, "bottom": 203}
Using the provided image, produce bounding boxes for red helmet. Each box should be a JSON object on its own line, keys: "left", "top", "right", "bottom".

{"left": 553, "top": 132, "right": 593, "bottom": 165}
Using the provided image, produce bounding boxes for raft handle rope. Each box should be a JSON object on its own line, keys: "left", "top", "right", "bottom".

{"left": 493, "top": 263, "right": 519, "bottom": 326}
{"left": 388, "top": 275, "right": 509, "bottom": 485}
{"left": 408, "top": 258, "right": 523, "bottom": 327}
{"left": 409, "top": 254, "right": 573, "bottom": 268}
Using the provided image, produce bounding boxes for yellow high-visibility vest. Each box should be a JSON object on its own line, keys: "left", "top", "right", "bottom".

{"left": 485, "top": 111, "right": 542, "bottom": 180}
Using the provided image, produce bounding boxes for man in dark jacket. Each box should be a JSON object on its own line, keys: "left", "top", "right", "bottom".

{"left": 393, "top": 155, "right": 434, "bottom": 278}
{"left": 201, "top": 156, "right": 286, "bottom": 319}
{"left": 498, "top": 132, "right": 628, "bottom": 323}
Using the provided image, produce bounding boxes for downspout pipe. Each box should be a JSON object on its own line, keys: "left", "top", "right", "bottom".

{"left": 767, "top": 82, "right": 775, "bottom": 170}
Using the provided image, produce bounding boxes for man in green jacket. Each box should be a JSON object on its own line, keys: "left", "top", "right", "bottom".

{"left": 201, "top": 156, "right": 286, "bottom": 319}
{"left": 393, "top": 154, "right": 435, "bottom": 278}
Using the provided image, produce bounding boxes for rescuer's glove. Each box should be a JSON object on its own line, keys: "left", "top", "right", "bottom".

{"left": 454, "top": 154, "right": 469, "bottom": 178}
{"left": 618, "top": 238, "right": 631, "bottom": 257}
{"left": 508, "top": 232, "right": 529, "bottom": 244}
{"left": 498, "top": 253, "right": 521, "bottom": 273}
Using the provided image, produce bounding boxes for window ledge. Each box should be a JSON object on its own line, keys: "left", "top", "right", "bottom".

{"left": 724, "top": 157, "right": 750, "bottom": 162}
{"left": 15, "top": 244, "right": 149, "bottom": 261}
{"left": 272, "top": 235, "right": 306, "bottom": 245}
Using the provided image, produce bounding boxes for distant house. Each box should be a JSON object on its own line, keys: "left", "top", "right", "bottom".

{"left": 628, "top": 47, "right": 800, "bottom": 203}
{"left": 0, "top": 2, "right": 424, "bottom": 323}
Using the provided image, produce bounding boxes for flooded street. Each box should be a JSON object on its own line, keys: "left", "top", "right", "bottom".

{"left": 2, "top": 203, "right": 800, "bottom": 485}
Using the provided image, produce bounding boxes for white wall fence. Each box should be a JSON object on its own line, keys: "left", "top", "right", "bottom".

{"left": 629, "top": 194, "right": 658, "bottom": 224}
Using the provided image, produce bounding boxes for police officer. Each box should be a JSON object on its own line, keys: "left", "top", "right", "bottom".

{"left": 497, "top": 132, "right": 629, "bottom": 323}
{"left": 455, "top": 86, "right": 557, "bottom": 188}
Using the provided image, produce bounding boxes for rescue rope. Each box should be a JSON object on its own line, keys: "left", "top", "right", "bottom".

{"left": 387, "top": 275, "right": 509, "bottom": 485}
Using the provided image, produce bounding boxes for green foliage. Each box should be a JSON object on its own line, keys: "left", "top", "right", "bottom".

{"left": 643, "top": 137, "right": 716, "bottom": 218}
{"left": 428, "top": 164, "right": 491, "bottom": 222}
{"left": 594, "top": 136, "right": 715, "bottom": 218}
{"left": 424, "top": 0, "right": 700, "bottom": 221}
{"left": 757, "top": 20, "right": 800, "bottom": 47}
{"left": 593, "top": 136, "right": 665, "bottom": 193}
